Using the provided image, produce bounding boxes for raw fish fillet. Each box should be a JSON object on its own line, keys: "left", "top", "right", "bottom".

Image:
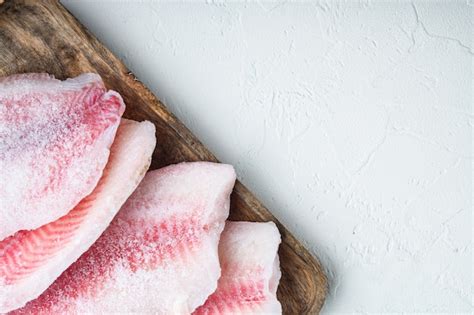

{"left": 13, "top": 162, "right": 236, "bottom": 314}
{"left": 0, "top": 119, "right": 156, "bottom": 313}
{"left": 194, "top": 221, "right": 282, "bottom": 315}
{"left": 0, "top": 73, "right": 125, "bottom": 240}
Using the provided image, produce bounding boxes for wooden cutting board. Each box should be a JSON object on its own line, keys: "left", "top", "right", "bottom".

{"left": 0, "top": 1, "right": 327, "bottom": 313}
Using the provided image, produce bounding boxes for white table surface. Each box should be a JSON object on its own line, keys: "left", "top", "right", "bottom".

{"left": 62, "top": 1, "right": 473, "bottom": 313}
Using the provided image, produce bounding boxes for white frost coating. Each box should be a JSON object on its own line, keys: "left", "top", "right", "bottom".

{"left": 195, "top": 221, "right": 282, "bottom": 314}
{"left": 0, "top": 119, "right": 156, "bottom": 313}
{"left": 14, "top": 162, "right": 236, "bottom": 314}
{"left": 62, "top": 1, "right": 473, "bottom": 313}
{"left": 0, "top": 73, "right": 102, "bottom": 93}
{"left": 73, "top": 235, "right": 221, "bottom": 314}
{"left": 72, "top": 162, "right": 236, "bottom": 314}
{"left": 0, "top": 73, "right": 124, "bottom": 240}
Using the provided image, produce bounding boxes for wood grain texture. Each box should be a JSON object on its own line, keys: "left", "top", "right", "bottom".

{"left": 0, "top": 1, "right": 327, "bottom": 313}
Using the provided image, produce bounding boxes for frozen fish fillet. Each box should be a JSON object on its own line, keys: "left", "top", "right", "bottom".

{"left": 13, "top": 162, "right": 236, "bottom": 314}
{"left": 0, "top": 119, "right": 156, "bottom": 313}
{"left": 0, "top": 73, "right": 124, "bottom": 240}
{"left": 194, "top": 221, "right": 282, "bottom": 315}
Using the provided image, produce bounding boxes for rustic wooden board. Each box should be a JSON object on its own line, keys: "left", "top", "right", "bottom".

{"left": 0, "top": 0, "right": 328, "bottom": 313}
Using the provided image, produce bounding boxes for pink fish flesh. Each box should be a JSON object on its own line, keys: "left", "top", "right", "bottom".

{"left": 0, "top": 73, "right": 125, "bottom": 240}
{"left": 12, "top": 162, "right": 236, "bottom": 314}
{"left": 0, "top": 119, "right": 156, "bottom": 313}
{"left": 194, "top": 221, "right": 282, "bottom": 315}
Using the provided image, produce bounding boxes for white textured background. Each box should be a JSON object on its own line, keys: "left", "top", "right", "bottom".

{"left": 62, "top": 1, "right": 473, "bottom": 313}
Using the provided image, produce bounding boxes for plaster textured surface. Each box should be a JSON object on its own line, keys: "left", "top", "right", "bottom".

{"left": 62, "top": 1, "right": 473, "bottom": 313}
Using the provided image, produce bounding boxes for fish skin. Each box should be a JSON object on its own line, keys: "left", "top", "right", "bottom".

{"left": 193, "top": 221, "right": 282, "bottom": 315}
{"left": 11, "top": 162, "right": 236, "bottom": 315}
{"left": 0, "top": 119, "right": 156, "bottom": 313}
{"left": 0, "top": 73, "right": 125, "bottom": 240}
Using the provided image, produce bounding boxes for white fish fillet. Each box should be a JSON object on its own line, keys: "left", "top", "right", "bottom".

{"left": 12, "top": 162, "right": 236, "bottom": 314}
{"left": 0, "top": 73, "right": 125, "bottom": 240}
{"left": 0, "top": 119, "right": 156, "bottom": 313}
{"left": 194, "top": 221, "right": 282, "bottom": 315}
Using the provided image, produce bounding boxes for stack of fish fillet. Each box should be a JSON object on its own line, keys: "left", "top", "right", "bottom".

{"left": 0, "top": 73, "right": 282, "bottom": 314}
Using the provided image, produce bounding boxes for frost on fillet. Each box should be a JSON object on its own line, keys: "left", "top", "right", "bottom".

{"left": 194, "top": 221, "right": 282, "bottom": 315}
{"left": 12, "top": 162, "right": 236, "bottom": 315}
{"left": 0, "top": 73, "right": 125, "bottom": 240}
{"left": 0, "top": 119, "right": 156, "bottom": 313}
